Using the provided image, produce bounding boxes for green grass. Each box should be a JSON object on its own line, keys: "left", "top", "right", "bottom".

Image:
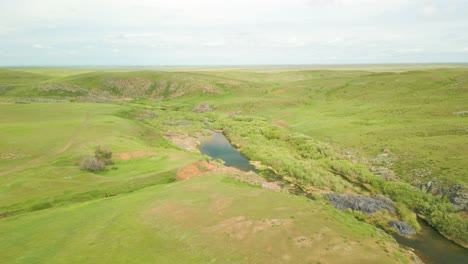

{"left": 0, "top": 66, "right": 467, "bottom": 262}
{"left": 0, "top": 175, "right": 409, "bottom": 264}
{"left": 0, "top": 103, "right": 198, "bottom": 215}
{"left": 1, "top": 65, "right": 465, "bottom": 201}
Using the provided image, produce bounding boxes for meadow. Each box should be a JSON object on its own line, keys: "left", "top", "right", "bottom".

{"left": 0, "top": 66, "right": 467, "bottom": 263}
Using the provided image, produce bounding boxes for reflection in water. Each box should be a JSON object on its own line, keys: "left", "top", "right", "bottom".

{"left": 199, "top": 130, "right": 256, "bottom": 172}
{"left": 200, "top": 130, "right": 468, "bottom": 264}
{"left": 393, "top": 219, "right": 468, "bottom": 264}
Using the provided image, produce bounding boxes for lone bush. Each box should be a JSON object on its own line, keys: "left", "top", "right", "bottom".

{"left": 80, "top": 146, "right": 113, "bottom": 172}
{"left": 80, "top": 157, "right": 105, "bottom": 172}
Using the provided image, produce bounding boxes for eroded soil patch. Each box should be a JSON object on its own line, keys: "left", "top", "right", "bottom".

{"left": 176, "top": 161, "right": 282, "bottom": 192}
{"left": 115, "top": 150, "right": 155, "bottom": 161}
{"left": 165, "top": 134, "right": 200, "bottom": 151}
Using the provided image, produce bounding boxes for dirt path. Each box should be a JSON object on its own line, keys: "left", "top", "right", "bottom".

{"left": 0, "top": 112, "right": 90, "bottom": 177}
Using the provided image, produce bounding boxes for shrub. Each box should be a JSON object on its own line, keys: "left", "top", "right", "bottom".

{"left": 80, "top": 157, "right": 106, "bottom": 172}
{"left": 94, "top": 146, "right": 113, "bottom": 165}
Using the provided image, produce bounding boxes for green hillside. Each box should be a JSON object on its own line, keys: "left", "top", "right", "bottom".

{"left": 1, "top": 66, "right": 467, "bottom": 263}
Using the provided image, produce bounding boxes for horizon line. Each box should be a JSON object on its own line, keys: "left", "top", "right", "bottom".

{"left": 2, "top": 62, "right": 468, "bottom": 69}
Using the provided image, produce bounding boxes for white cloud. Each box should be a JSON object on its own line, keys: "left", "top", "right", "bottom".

{"left": 327, "top": 37, "right": 344, "bottom": 45}
{"left": 285, "top": 37, "right": 306, "bottom": 47}
{"left": 1, "top": 0, "right": 467, "bottom": 65}
{"left": 395, "top": 48, "right": 424, "bottom": 53}
{"left": 33, "top": 43, "right": 53, "bottom": 49}
{"left": 203, "top": 40, "right": 226, "bottom": 47}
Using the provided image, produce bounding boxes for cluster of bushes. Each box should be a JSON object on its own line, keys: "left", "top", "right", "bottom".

{"left": 212, "top": 114, "right": 468, "bottom": 246}
{"left": 80, "top": 146, "right": 113, "bottom": 172}
{"left": 132, "top": 104, "right": 467, "bottom": 246}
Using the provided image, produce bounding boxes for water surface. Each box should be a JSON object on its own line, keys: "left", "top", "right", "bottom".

{"left": 393, "top": 219, "right": 468, "bottom": 264}
{"left": 199, "top": 130, "right": 256, "bottom": 172}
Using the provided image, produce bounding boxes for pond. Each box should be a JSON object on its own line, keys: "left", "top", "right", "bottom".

{"left": 199, "top": 130, "right": 468, "bottom": 264}
{"left": 199, "top": 130, "right": 257, "bottom": 172}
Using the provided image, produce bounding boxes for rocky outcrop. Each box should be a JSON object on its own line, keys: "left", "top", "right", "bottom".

{"left": 261, "top": 181, "right": 282, "bottom": 192}
{"left": 165, "top": 134, "right": 200, "bottom": 152}
{"left": 135, "top": 111, "right": 156, "bottom": 121}
{"left": 420, "top": 181, "right": 441, "bottom": 194}
{"left": 369, "top": 148, "right": 398, "bottom": 166}
{"left": 165, "top": 121, "right": 192, "bottom": 126}
{"left": 106, "top": 78, "right": 153, "bottom": 98}
{"left": 420, "top": 182, "right": 468, "bottom": 211}
{"left": 389, "top": 221, "right": 416, "bottom": 236}
{"left": 370, "top": 166, "right": 395, "bottom": 181}
{"left": 453, "top": 111, "right": 468, "bottom": 116}
{"left": 37, "top": 83, "right": 88, "bottom": 96}
{"left": 327, "top": 193, "right": 395, "bottom": 215}
{"left": 193, "top": 103, "right": 212, "bottom": 113}
{"left": 449, "top": 191, "right": 468, "bottom": 211}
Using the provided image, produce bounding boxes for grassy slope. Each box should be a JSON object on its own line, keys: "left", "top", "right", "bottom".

{"left": 1, "top": 66, "right": 466, "bottom": 187}
{"left": 0, "top": 175, "right": 409, "bottom": 264}
{"left": 188, "top": 68, "right": 468, "bottom": 186}
{"left": 0, "top": 103, "right": 197, "bottom": 214}
{"left": 265, "top": 69, "right": 468, "bottom": 185}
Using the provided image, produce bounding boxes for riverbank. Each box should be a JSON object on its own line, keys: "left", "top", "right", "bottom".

{"left": 200, "top": 129, "right": 467, "bottom": 263}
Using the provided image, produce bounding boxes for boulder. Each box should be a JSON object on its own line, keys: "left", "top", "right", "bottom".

{"left": 389, "top": 221, "right": 416, "bottom": 236}
{"left": 449, "top": 191, "right": 468, "bottom": 211}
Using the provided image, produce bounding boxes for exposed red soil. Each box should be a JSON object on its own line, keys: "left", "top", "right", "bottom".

{"left": 177, "top": 161, "right": 282, "bottom": 192}
{"left": 176, "top": 161, "right": 219, "bottom": 181}
{"left": 272, "top": 120, "right": 288, "bottom": 128}
{"left": 115, "top": 150, "right": 155, "bottom": 161}
{"left": 272, "top": 89, "right": 286, "bottom": 95}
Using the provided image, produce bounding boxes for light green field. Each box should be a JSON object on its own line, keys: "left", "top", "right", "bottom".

{"left": 0, "top": 103, "right": 197, "bottom": 214}
{"left": 0, "top": 66, "right": 466, "bottom": 262}
{"left": 0, "top": 175, "right": 409, "bottom": 264}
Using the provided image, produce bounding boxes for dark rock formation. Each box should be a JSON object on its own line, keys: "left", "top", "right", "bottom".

{"left": 419, "top": 182, "right": 468, "bottom": 211}
{"left": 389, "top": 221, "right": 416, "bottom": 236}
{"left": 449, "top": 191, "right": 468, "bottom": 211}
{"left": 327, "top": 193, "right": 395, "bottom": 215}
{"left": 166, "top": 121, "right": 192, "bottom": 126}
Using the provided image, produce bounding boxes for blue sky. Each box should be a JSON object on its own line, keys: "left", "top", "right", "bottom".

{"left": 1, "top": 0, "right": 467, "bottom": 66}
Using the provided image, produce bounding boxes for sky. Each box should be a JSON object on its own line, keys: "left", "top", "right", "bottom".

{"left": 1, "top": 0, "right": 468, "bottom": 66}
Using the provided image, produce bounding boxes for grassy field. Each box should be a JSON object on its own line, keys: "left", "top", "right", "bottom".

{"left": 0, "top": 175, "right": 410, "bottom": 264}
{"left": 0, "top": 103, "right": 197, "bottom": 214}
{"left": 0, "top": 66, "right": 466, "bottom": 262}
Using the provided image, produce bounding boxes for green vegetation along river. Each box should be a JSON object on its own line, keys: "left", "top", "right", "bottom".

{"left": 199, "top": 131, "right": 468, "bottom": 264}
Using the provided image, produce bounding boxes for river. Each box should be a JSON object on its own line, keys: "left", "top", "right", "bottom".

{"left": 199, "top": 130, "right": 468, "bottom": 264}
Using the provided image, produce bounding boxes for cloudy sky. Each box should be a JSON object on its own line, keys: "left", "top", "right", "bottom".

{"left": 1, "top": 0, "right": 467, "bottom": 66}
